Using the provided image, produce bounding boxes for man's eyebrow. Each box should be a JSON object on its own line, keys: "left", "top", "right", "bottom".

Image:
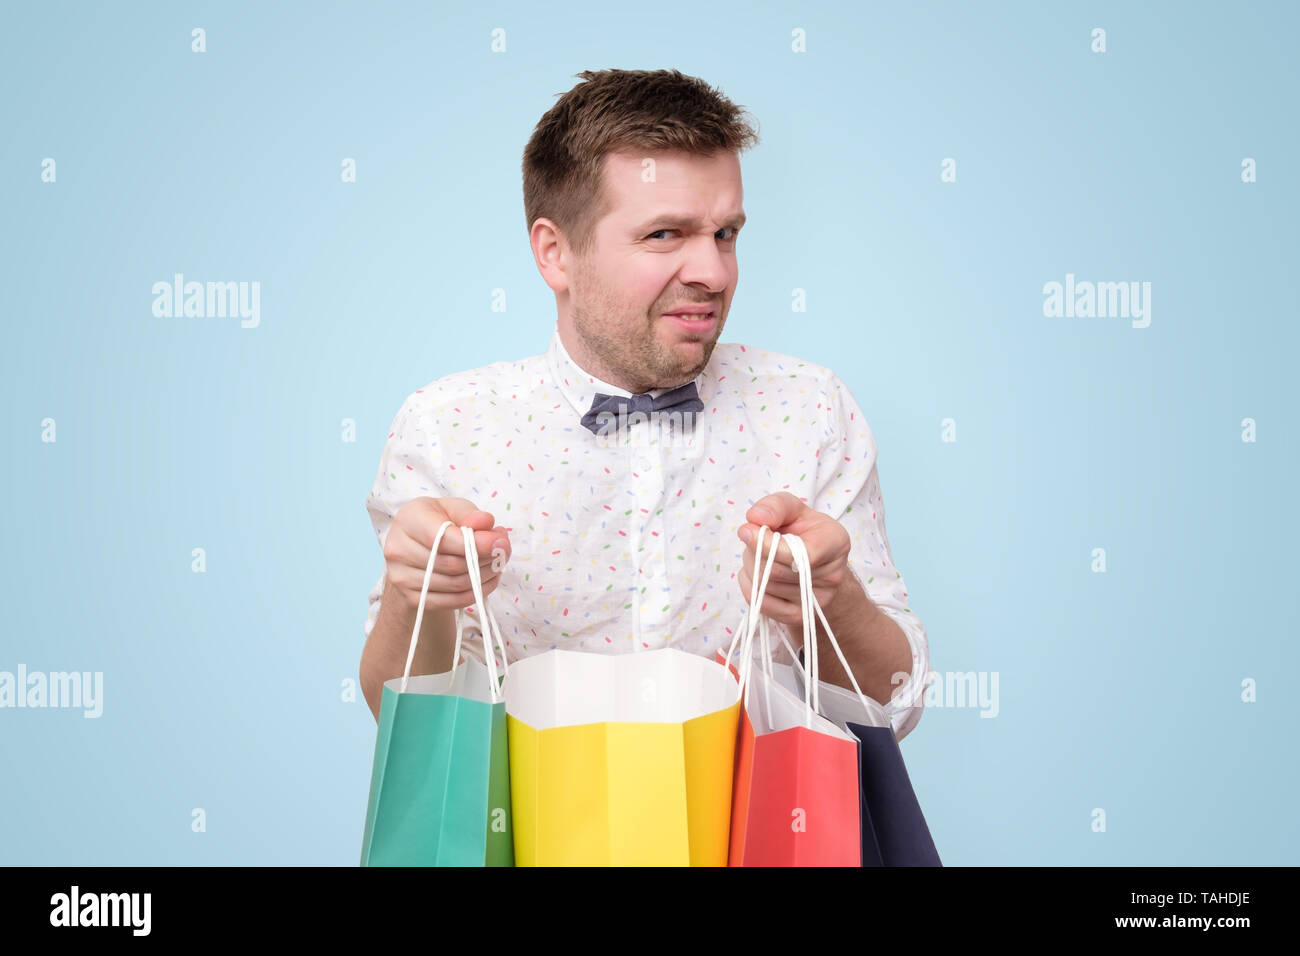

{"left": 633, "top": 212, "right": 747, "bottom": 233}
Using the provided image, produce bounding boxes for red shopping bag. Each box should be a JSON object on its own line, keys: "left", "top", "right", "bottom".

{"left": 721, "top": 527, "right": 863, "bottom": 867}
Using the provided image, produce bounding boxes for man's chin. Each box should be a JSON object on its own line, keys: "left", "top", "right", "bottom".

{"left": 673, "top": 343, "right": 717, "bottom": 381}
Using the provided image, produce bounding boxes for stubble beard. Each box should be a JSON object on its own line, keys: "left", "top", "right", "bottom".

{"left": 571, "top": 262, "right": 721, "bottom": 393}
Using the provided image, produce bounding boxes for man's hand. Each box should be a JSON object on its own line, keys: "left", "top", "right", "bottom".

{"left": 736, "top": 492, "right": 851, "bottom": 627}
{"left": 383, "top": 497, "right": 512, "bottom": 612}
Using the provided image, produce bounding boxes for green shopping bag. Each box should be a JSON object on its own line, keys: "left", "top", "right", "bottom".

{"left": 360, "top": 520, "right": 513, "bottom": 866}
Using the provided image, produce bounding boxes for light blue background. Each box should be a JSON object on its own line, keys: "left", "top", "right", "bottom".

{"left": 2, "top": 1, "right": 1296, "bottom": 865}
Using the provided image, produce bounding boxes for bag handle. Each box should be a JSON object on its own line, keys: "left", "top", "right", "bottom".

{"left": 723, "top": 524, "right": 785, "bottom": 708}
{"left": 781, "top": 534, "right": 877, "bottom": 725}
{"left": 789, "top": 534, "right": 822, "bottom": 727}
{"left": 456, "top": 524, "right": 509, "bottom": 698}
{"left": 725, "top": 528, "right": 827, "bottom": 729}
{"left": 399, "top": 520, "right": 509, "bottom": 701}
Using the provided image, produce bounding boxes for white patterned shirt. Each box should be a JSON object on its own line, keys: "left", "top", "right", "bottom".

{"left": 364, "top": 323, "right": 930, "bottom": 740}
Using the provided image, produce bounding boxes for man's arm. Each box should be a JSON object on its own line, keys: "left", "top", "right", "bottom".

{"left": 360, "top": 394, "right": 502, "bottom": 723}
{"left": 810, "top": 567, "right": 912, "bottom": 708}
{"left": 359, "top": 579, "right": 459, "bottom": 722}
{"left": 746, "top": 370, "right": 930, "bottom": 740}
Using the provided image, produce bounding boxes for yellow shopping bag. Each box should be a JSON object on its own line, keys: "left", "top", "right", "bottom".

{"left": 505, "top": 648, "right": 740, "bottom": 866}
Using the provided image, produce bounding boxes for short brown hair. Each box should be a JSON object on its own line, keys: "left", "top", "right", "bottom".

{"left": 522, "top": 69, "right": 760, "bottom": 255}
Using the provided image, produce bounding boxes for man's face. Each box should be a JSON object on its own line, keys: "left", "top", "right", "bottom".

{"left": 562, "top": 149, "right": 745, "bottom": 394}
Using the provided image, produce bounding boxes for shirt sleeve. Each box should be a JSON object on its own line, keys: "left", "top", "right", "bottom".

{"left": 362, "top": 392, "right": 453, "bottom": 643}
{"left": 807, "top": 372, "right": 931, "bottom": 742}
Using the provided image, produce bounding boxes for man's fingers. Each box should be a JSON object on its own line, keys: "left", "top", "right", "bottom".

{"left": 741, "top": 552, "right": 800, "bottom": 585}
{"left": 735, "top": 579, "right": 805, "bottom": 626}
{"left": 740, "top": 526, "right": 826, "bottom": 572}
{"left": 743, "top": 579, "right": 804, "bottom": 603}
{"left": 393, "top": 563, "right": 503, "bottom": 598}
{"left": 739, "top": 543, "right": 820, "bottom": 585}
{"left": 410, "top": 517, "right": 506, "bottom": 565}
{"left": 738, "top": 569, "right": 835, "bottom": 616}
{"left": 485, "top": 526, "right": 512, "bottom": 563}
{"left": 756, "top": 594, "right": 805, "bottom": 626}
{"left": 389, "top": 528, "right": 488, "bottom": 574}
{"left": 746, "top": 492, "right": 804, "bottom": 533}
{"left": 738, "top": 567, "right": 802, "bottom": 603}
{"left": 384, "top": 528, "right": 501, "bottom": 587}
{"left": 742, "top": 534, "right": 846, "bottom": 584}
{"left": 738, "top": 548, "right": 837, "bottom": 595}
{"left": 419, "top": 572, "right": 503, "bottom": 610}
{"left": 744, "top": 527, "right": 795, "bottom": 567}
{"left": 418, "top": 519, "right": 481, "bottom": 558}
{"left": 436, "top": 498, "right": 496, "bottom": 529}
{"left": 409, "top": 499, "right": 495, "bottom": 553}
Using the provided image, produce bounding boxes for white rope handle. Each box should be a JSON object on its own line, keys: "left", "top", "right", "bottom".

{"left": 735, "top": 532, "right": 779, "bottom": 726}
{"left": 722, "top": 529, "right": 760, "bottom": 678}
{"left": 399, "top": 520, "right": 509, "bottom": 701}
{"left": 723, "top": 525, "right": 785, "bottom": 707}
{"left": 458, "top": 525, "right": 509, "bottom": 703}
{"left": 793, "top": 534, "right": 819, "bottom": 727}
{"left": 783, "top": 534, "right": 878, "bottom": 725}
{"left": 741, "top": 528, "right": 782, "bottom": 716}
{"left": 728, "top": 527, "right": 816, "bottom": 727}
{"left": 400, "top": 519, "right": 455, "bottom": 692}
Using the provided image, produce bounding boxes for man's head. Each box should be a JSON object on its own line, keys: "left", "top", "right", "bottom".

{"left": 522, "top": 69, "right": 760, "bottom": 394}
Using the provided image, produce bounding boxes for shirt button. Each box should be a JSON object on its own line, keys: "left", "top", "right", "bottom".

{"left": 638, "top": 458, "right": 652, "bottom": 472}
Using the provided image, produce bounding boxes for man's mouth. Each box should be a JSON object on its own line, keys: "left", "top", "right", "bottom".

{"left": 663, "top": 310, "right": 717, "bottom": 329}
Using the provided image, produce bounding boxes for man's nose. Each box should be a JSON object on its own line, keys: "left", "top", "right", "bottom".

{"left": 677, "top": 234, "right": 731, "bottom": 293}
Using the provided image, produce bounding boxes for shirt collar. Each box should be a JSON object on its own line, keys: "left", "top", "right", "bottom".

{"left": 546, "top": 323, "right": 709, "bottom": 419}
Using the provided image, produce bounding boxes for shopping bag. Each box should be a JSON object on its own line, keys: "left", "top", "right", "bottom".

{"left": 723, "top": 527, "right": 863, "bottom": 866}
{"left": 360, "top": 520, "right": 514, "bottom": 867}
{"left": 505, "top": 646, "right": 740, "bottom": 866}
{"left": 767, "top": 560, "right": 942, "bottom": 868}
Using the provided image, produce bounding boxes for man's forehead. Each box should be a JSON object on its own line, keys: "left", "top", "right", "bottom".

{"left": 601, "top": 149, "right": 741, "bottom": 190}
{"left": 599, "top": 149, "right": 744, "bottom": 223}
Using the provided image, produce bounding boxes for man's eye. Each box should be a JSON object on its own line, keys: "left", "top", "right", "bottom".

{"left": 646, "top": 228, "right": 740, "bottom": 241}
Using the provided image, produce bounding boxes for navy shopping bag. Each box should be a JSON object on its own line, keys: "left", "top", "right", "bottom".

{"left": 846, "top": 718, "right": 941, "bottom": 866}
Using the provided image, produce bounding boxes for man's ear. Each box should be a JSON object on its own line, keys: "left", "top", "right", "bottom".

{"left": 530, "top": 217, "right": 570, "bottom": 295}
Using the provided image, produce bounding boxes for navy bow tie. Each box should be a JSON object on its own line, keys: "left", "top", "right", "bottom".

{"left": 580, "top": 382, "right": 705, "bottom": 436}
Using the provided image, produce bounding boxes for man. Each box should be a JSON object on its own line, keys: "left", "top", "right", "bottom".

{"left": 360, "top": 69, "right": 929, "bottom": 740}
